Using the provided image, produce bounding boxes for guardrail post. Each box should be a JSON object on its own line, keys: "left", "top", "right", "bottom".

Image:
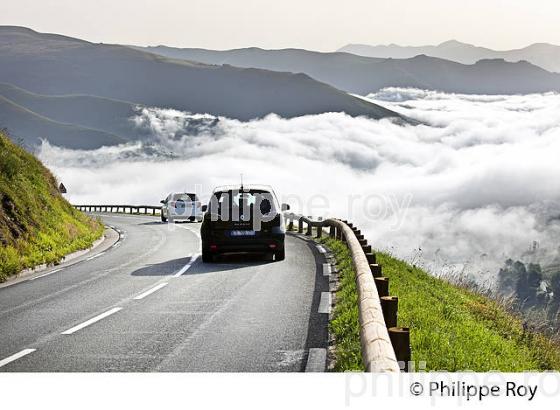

{"left": 306, "top": 221, "right": 313, "bottom": 236}
{"left": 374, "top": 277, "right": 389, "bottom": 297}
{"left": 381, "top": 296, "right": 398, "bottom": 328}
{"left": 362, "top": 244, "right": 372, "bottom": 254}
{"left": 329, "top": 225, "right": 335, "bottom": 238}
{"left": 365, "top": 252, "right": 376, "bottom": 264}
{"left": 288, "top": 217, "right": 294, "bottom": 231}
{"left": 316, "top": 224, "right": 323, "bottom": 239}
{"left": 370, "top": 264, "right": 383, "bottom": 277}
{"left": 298, "top": 218, "right": 303, "bottom": 234}
{"left": 388, "top": 327, "right": 411, "bottom": 372}
{"left": 152, "top": 208, "right": 156, "bottom": 216}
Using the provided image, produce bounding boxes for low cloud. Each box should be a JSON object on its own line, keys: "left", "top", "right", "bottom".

{"left": 38, "top": 88, "right": 560, "bottom": 283}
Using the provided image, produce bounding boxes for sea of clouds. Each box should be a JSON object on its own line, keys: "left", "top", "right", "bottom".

{"left": 37, "top": 88, "right": 560, "bottom": 285}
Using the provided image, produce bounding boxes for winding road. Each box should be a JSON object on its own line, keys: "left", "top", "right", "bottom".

{"left": 0, "top": 214, "right": 329, "bottom": 372}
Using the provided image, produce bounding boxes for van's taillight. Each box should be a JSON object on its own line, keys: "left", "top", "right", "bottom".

{"left": 210, "top": 244, "right": 218, "bottom": 251}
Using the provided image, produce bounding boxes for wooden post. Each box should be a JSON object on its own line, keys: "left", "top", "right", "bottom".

{"left": 381, "top": 296, "right": 398, "bottom": 328}
{"left": 329, "top": 225, "right": 335, "bottom": 238}
{"left": 365, "top": 252, "right": 376, "bottom": 264}
{"left": 298, "top": 218, "right": 303, "bottom": 234}
{"left": 362, "top": 244, "right": 372, "bottom": 254}
{"left": 306, "top": 221, "right": 312, "bottom": 236}
{"left": 316, "top": 225, "right": 323, "bottom": 239}
{"left": 388, "top": 327, "right": 411, "bottom": 372}
{"left": 374, "top": 277, "right": 389, "bottom": 297}
{"left": 370, "top": 264, "right": 383, "bottom": 278}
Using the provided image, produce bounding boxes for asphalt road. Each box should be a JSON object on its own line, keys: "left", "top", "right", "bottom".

{"left": 0, "top": 214, "right": 329, "bottom": 372}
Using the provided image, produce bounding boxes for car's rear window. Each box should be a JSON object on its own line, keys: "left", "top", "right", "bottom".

{"left": 172, "top": 193, "right": 197, "bottom": 201}
{"left": 211, "top": 190, "right": 277, "bottom": 215}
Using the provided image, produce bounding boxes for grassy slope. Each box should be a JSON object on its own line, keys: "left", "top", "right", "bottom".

{"left": 320, "top": 237, "right": 560, "bottom": 372}
{"left": 0, "top": 131, "right": 103, "bottom": 281}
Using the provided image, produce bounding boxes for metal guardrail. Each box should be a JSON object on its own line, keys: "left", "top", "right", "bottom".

{"left": 73, "top": 205, "right": 161, "bottom": 215}
{"left": 285, "top": 212, "right": 408, "bottom": 372}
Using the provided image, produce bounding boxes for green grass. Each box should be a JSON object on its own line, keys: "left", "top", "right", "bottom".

{"left": 0, "top": 131, "right": 104, "bottom": 282}
{"left": 323, "top": 238, "right": 364, "bottom": 371}
{"left": 320, "top": 236, "right": 560, "bottom": 372}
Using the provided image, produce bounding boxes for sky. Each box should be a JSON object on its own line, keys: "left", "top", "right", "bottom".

{"left": 1, "top": 0, "right": 559, "bottom": 51}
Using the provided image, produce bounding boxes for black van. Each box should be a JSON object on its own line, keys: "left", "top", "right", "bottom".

{"left": 201, "top": 185, "right": 289, "bottom": 262}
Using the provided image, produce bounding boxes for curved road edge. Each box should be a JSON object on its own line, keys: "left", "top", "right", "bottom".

{"left": 0, "top": 226, "right": 120, "bottom": 289}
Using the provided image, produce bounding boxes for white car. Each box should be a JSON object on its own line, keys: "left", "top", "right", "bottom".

{"left": 160, "top": 192, "right": 203, "bottom": 223}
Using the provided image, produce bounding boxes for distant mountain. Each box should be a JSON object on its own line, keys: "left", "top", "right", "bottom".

{"left": 0, "top": 26, "right": 403, "bottom": 124}
{"left": 0, "top": 83, "right": 143, "bottom": 141}
{"left": 139, "top": 45, "right": 560, "bottom": 95}
{"left": 0, "top": 95, "right": 125, "bottom": 149}
{"left": 338, "top": 40, "right": 560, "bottom": 73}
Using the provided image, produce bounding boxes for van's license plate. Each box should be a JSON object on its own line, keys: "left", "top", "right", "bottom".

{"left": 230, "top": 230, "right": 256, "bottom": 237}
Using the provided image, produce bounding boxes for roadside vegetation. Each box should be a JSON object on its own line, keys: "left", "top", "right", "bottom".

{"left": 320, "top": 236, "right": 560, "bottom": 372}
{"left": 0, "top": 131, "right": 103, "bottom": 282}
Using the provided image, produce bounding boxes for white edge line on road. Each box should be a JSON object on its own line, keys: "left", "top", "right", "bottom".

{"left": 322, "top": 263, "right": 331, "bottom": 277}
{"left": 305, "top": 348, "right": 327, "bottom": 372}
{"left": 316, "top": 245, "right": 327, "bottom": 254}
{"left": 30, "top": 268, "right": 63, "bottom": 281}
{"left": 86, "top": 252, "right": 105, "bottom": 261}
{"left": 61, "top": 307, "right": 122, "bottom": 335}
{"left": 0, "top": 348, "right": 36, "bottom": 368}
{"left": 133, "top": 283, "right": 168, "bottom": 300}
{"left": 318, "top": 292, "right": 332, "bottom": 314}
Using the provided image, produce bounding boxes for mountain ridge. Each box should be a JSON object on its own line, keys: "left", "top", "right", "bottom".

{"left": 338, "top": 40, "right": 560, "bottom": 73}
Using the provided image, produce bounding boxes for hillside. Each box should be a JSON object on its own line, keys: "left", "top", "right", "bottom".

{"left": 321, "top": 237, "right": 560, "bottom": 371}
{"left": 0, "top": 26, "right": 403, "bottom": 122}
{"left": 339, "top": 40, "right": 560, "bottom": 73}
{"left": 0, "top": 95, "right": 126, "bottom": 149}
{"left": 0, "top": 83, "right": 143, "bottom": 142}
{"left": 140, "top": 45, "right": 560, "bottom": 95}
{"left": 0, "top": 131, "right": 104, "bottom": 281}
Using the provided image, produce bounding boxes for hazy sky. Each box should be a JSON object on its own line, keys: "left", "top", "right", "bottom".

{"left": 1, "top": 0, "right": 559, "bottom": 51}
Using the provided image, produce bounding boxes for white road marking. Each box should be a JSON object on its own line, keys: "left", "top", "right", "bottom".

{"left": 175, "top": 224, "right": 201, "bottom": 239}
{"left": 0, "top": 348, "right": 36, "bottom": 368}
{"left": 61, "top": 307, "right": 122, "bottom": 335}
{"left": 173, "top": 264, "right": 191, "bottom": 278}
{"left": 305, "top": 348, "right": 327, "bottom": 372}
{"left": 133, "top": 283, "right": 168, "bottom": 300}
{"left": 172, "top": 254, "right": 200, "bottom": 277}
{"left": 30, "top": 268, "right": 63, "bottom": 281}
{"left": 316, "top": 245, "right": 327, "bottom": 254}
{"left": 322, "top": 263, "right": 331, "bottom": 277}
{"left": 86, "top": 252, "right": 105, "bottom": 261}
{"left": 318, "top": 292, "right": 332, "bottom": 314}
